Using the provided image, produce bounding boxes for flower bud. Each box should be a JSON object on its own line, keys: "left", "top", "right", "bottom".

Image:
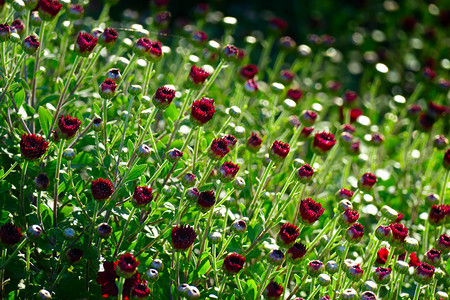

{"left": 326, "top": 260, "right": 339, "bottom": 274}
{"left": 166, "top": 148, "right": 183, "bottom": 162}
{"left": 233, "top": 177, "right": 245, "bottom": 190}
{"left": 228, "top": 106, "right": 241, "bottom": 119}
{"left": 340, "top": 289, "right": 358, "bottom": 300}
{"left": 97, "top": 223, "right": 112, "bottom": 239}
{"left": 296, "top": 164, "right": 314, "bottom": 184}
{"left": 286, "top": 242, "right": 306, "bottom": 264}
{"left": 380, "top": 205, "right": 398, "bottom": 222}
{"left": 339, "top": 209, "right": 359, "bottom": 226}
{"left": 345, "top": 223, "right": 364, "bottom": 243}
{"left": 146, "top": 269, "right": 159, "bottom": 281}
{"left": 436, "top": 291, "right": 449, "bottom": 300}
{"left": 307, "top": 260, "right": 324, "bottom": 277}
{"left": 358, "top": 173, "right": 377, "bottom": 192}
{"left": 182, "top": 173, "right": 196, "bottom": 187}
{"left": 375, "top": 225, "right": 392, "bottom": 241}
{"left": 128, "top": 84, "right": 142, "bottom": 96}
{"left": 436, "top": 234, "right": 450, "bottom": 253}
{"left": 279, "top": 69, "right": 295, "bottom": 85}
{"left": 413, "top": 263, "right": 435, "bottom": 284}
{"left": 425, "top": 193, "right": 440, "bottom": 207}
{"left": 373, "top": 267, "right": 391, "bottom": 284}
{"left": 370, "top": 132, "right": 384, "bottom": 146}
{"left": 137, "top": 144, "right": 152, "bottom": 159}
{"left": 74, "top": 32, "right": 97, "bottom": 57}
{"left": 247, "top": 132, "right": 262, "bottom": 153}
{"left": 209, "top": 232, "right": 222, "bottom": 244}
{"left": 184, "top": 187, "right": 199, "bottom": 202}
{"left": 234, "top": 126, "right": 245, "bottom": 138}
{"left": 151, "top": 258, "right": 164, "bottom": 271}
{"left": 63, "top": 228, "right": 76, "bottom": 240}
{"left": 222, "top": 44, "right": 239, "bottom": 61}
{"left": 196, "top": 190, "right": 215, "bottom": 213}
{"left": 243, "top": 79, "right": 258, "bottom": 96}
{"left": 277, "top": 223, "right": 299, "bottom": 247}
{"left": 92, "top": 118, "right": 103, "bottom": 132}
{"left": 404, "top": 237, "right": 419, "bottom": 252}
{"left": 338, "top": 199, "right": 353, "bottom": 212}
{"left": 62, "top": 148, "right": 76, "bottom": 161}
{"left": 394, "top": 260, "right": 409, "bottom": 274}
{"left": 424, "top": 249, "right": 441, "bottom": 267}
{"left": 66, "top": 248, "right": 83, "bottom": 264}
{"left": 362, "top": 281, "right": 377, "bottom": 293}
{"left": 0, "top": 23, "right": 11, "bottom": 42}
{"left": 37, "top": 289, "right": 52, "bottom": 299}
{"left": 177, "top": 284, "right": 190, "bottom": 297}
{"left": 231, "top": 220, "right": 247, "bottom": 235}
{"left": 219, "top": 161, "right": 239, "bottom": 183}
{"left": 106, "top": 68, "right": 122, "bottom": 83}
{"left": 336, "top": 188, "right": 354, "bottom": 201}
{"left": 27, "top": 224, "right": 42, "bottom": 239}
{"left": 268, "top": 249, "right": 285, "bottom": 265}
{"left": 300, "top": 110, "right": 317, "bottom": 127}
{"left": 271, "top": 82, "right": 285, "bottom": 94}
{"left": 117, "top": 252, "right": 140, "bottom": 278}
{"left": 35, "top": 173, "right": 50, "bottom": 190}
{"left": 67, "top": 4, "right": 84, "bottom": 20}
{"left": 345, "top": 264, "right": 364, "bottom": 282}
{"left": 22, "top": 35, "right": 39, "bottom": 55}
{"left": 317, "top": 273, "right": 331, "bottom": 286}
{"left": 30, "top": 11, "right": 42, "bottom": 27}
{"left": 360, "top": 291, "right": 377, "bottom": 300}
{"left": 186, "top": 286, "right": 200, "bottom": 300}
{"left": 100, "top": 79, "right": 117, "bottom": 99}
{"left": 433, "top": 135, "right": 449, "bottom": 150}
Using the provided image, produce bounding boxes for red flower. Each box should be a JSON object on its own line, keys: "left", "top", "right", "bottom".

{"left": 74, "top": 32, "right": 97, "bottom": 57}
{"left": 209, "top": 138, "right": 230, "bottom": 160}
{"left": 117, "top": 253, "right": 140, "bottom": 278}
{"left": 375, "top": 226, "right": 392, "bottom": 241}
{"left": 153, "top": 86, "right": 175, "bottom": 110}
{"left": 67, "top": 4, "right": 84, "bottom": 20}
{"left": 171, "top": 224, "right": 196, "bottom": 251}
{"left": 192, "top": 30, "right": 208, "bottom": 46}
{"left": 414, "top": 263, "right": 435, "bottom": 284}
{"left": 286, "top": 88, "right": 303, "bottom": 102}
{"left": 99, "top": 27, "right": 118, "bottom": 48}
{"left": 197, "top": 190, "right": 215, "bottom": 212}
{"left": 389, "top": 223, "right": 408, "bottom": 246}
{"left": 327, "top": 80, "right": 342, "bottom": 92}
{"left": 97, "top": 261, "right": 140, "bottom": 298}
{"left": 300, "top": 127, "right": 314, "bottom": 140}
{"left": 269, "top": 140, "right": 290, "bottom": 162}
{"left": 131, "top": 280, "right": 151, "bottom": 298}
{"left": 264, "top": 281, "right": 284, "bottom": 299}
{"left": 0, "top": 222, "right": 22, "bottom": 246}
{"left": 436, "top": 234, "right": 450, "bottom": 253}
{"left": 188, "top": 65, "right": 210, "bottom": 87}
{"left": 343, "top": 90, "right": 358, "bottom": 106}
{"left": 190, "top": 97, "right": 215, "bottom": 125}
{"left": 408, "top": 252, "right": 421, "bottom": 267}
{"left": 358, "top": 173, "right": 377, "bottom": 191}
{"left": 133, "top": 37, "right": 152, "bottom": 57}
{"left": 268, "top": 17, "right": 288, "bottom": 34}
{"left": 376, "top": 247, "right": 389, "bottom": 265}
{"left": 340, "top": 209, "right": 359, "bottom": 226}
{"left": 223, "top": 253, "right": 245, "bottom": 275}
{"left": 58, "top": 115, "right": 81, "bottom": 139}
{"left": 299, "top": 198, "right": 324, "bottom": 225}
{"left": 277, "top": 223, "right": 300, "bottom": 247}
{"left": 423, "top": 67, "right": 436, "bottom": 80}
{"left": 418, "top": 113, "right": 435, "bottom": 132}
{"left": 279, "top": 69, "right": 295, "bottom": 85}
{"left": 222, "top": 44, "right": 239, "bottom": 60}
{"left": 20, "top": 133, "right": 49, "bottom": 161}
{"left": 299, "top": 110, "right": 317, "bottom": 127}
{"left": 132, "top": 186, "right": 153, "bottom": 208}
{"left": 154, "top": 11, "right": 171, "bottom": 28}
{"left": 146, "top": 40, "right": 163, "bottom": 61}
{"left": 218, "top": 161, "right": 239, "bottom": 183}
{"left": 167, "top": 148, "right": 183, "bottom": 162}
{"left": 296, "top": 164, "right": 314, "bottom": 183}
{"left": 243, "top": 79, "right": 258, "bottom": 96}
{"left": 37, "top": 0, "right": 62, "bottom": 21}
{"left": 91, "top": 178, "right": 114, "bottom": 201}
{"left": 312, "top": 131, "right": 336, "bottom": 155}
{"left": 407, "top": 104, "right": 422, "bottom": 118}
{"left": 34, "top": 173, "right": 50, "bottom": 190}
{"left": 10, "top": 19, "right": 24, "bottom": 36}
{"left": 336, "top": 188, "right": 354, "bottom": 200}
{"left": 345, "top": 223, "right": 364, "bottom": 243}
{"left": 373, "top": 267, "right": 391, "bottom": 284}
{"left": 424, "top": 249, "right": 441, "bottom": 266}
{"left": 0, "top": 23, "right": 10, "bottom": 42}
{"left": 247, "top": 132, "right": 262, "bottom": 153}
{"left": 429, "top": 205, "right": 449, "bottom": 226}
{"left": 66, "top": 248, "right": 83, "bottom": 264}
{"left": 349, "top": 108, "right": 362, "bottom": 123}
{"left": 444, "top": 149, "right": 450, "bottom": 169}
{"left": 23, "top": 35, "right": 40, "bottom": 55}
{"left": 223, "top": 135, "right": 237, "bottom": 149}
{"left": 345, "top": 264, "right": 364, "bottom": 281}
{"left": 341, "top": 124, "right": 355, "bottom": 133}
{"left": 286, "top": 242, "right": 307, "bottom": 264}
{"left": 239, "top": 64, "right": 258, "bottom": 81}
{"left": 100, "top": 79, "right": 117, "bottom": 99}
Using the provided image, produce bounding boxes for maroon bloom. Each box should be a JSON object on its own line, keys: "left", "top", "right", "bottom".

{"left": 300, "top": 127, "right": 314, "bottom": 140}
{"left": 299, "top": 110, "right": 317, "bottom": 127}
{"left": 66, "top": 248, "right": 83, "bottom": 264}
{"left": 197, "top": 190, "right": 215, "bottom": 212}
{"left": 343, "top": 90, "right": 358, "bottom": 106}
{"left": 34, "top": 173, "right": 50, "bottom": 190}
{"left": 99, "top": 27, "right": 118, "bottom": 48}
{"left": 209, "top": 138, "right": 230, "bottom": 160}
{"left": 188, "top": 65, "right": 210, "bottom": 87}
{"left": 146, "top": 40, "right": 163, "bottom": 61}
{"left": 414, "top": 263, "right": 435, "bottom": 284}
{"left": 20, "top": 133, "right": 49, "bottom": 161}
{"left": 296, "top": 164, "right": 314, "bottom": 183}
{"left": 58, "top": 115, "right": 81, "bottom": 139}
{"left": 223, "top": 253, "right": 245, "bottom": 275}
{"left": 117, "top": 253, "right": 140, "bottom": 278}
{"left": 286, "top": 242, "right": 307, "bottom": 264}
{"left": 153, "top": 86, "right": 175, "bottom": 110}
{"left": 132, "top": 186, "right": 153, "bottom": 208}
{"left": 0, "top": 223, "right": 22, "bottom": 246}
{"left": 190, "top": 97, "right": 215, "bottom": 125}
{"left": 436, "top": 234, "right": 450, "bottom": 253}
{"left": 373, "top": 267, "right": 391, "bottom": 284}
{"left": 444, "top": 149, "right": 450, "bottom": 169}
{"left": 247, "top": 132, "right": 262, "bottom": 153}
{"left": 37, "top": 0, "right": 62, "bottom": 21}
{"left": 191, "top": 30, "right": 208, "bottom": 46}
{"left": 167, "top": 148, "right": 183, "bottom": 162}
{"left": 154, "top": 11, "right": 171, "bottom": 28}
{"left": 22, "top": 35, "right": 40, "bottom": 55}
{"left": 429, "top": 205, "right": 449, "bottom": 226}
{"left": 407, "top": 104, "right": 422, "bottom": 119}
{"left": 100, "top": 79, "right": 117, "bottom": 99}
{"left": 277, "top": 223, "right": 300, "bottom": 247}
{"left": 219, "top": 161, "right": 239, "bottom": 183}
{"left": 345, "top": 264, "right": 364, "bottom": 282}
{"left": 345, "top": 223, "right": 365, "bottom": 243}
{"left": 67, "top": 4, "right": 84, "bottom": 20}
{"left": 341, "top": 124, "right": 355, "bottom": 133}
{"left": 370, "top": 132, "right": 384, "bottom": 146}
{"left": 358, "top": 173, "right": 377, "bottom": 191}
{"left": 74, "top": 32, "right": 97, "bottom": 57}
{"left": 279, "top": 69, "right": 295, "bottom": 85}
{"left": 239, "top": 64, "right": 258, "bottom": 81}
{"left": 131, "top": 281, "right": 151, "bottom": 299}
{"left": 423, "top": 67, "right": 436, "bottom": 80}
{"left": 307, "top": 260, "right": 324, "bottom": 277}
{"left": 243, "top": 79, "right": 258, "bottom": 96}
{"left": 264, "top": 281, "right": 284, "bottom": 299}
{"left": 299, "top": 198, "right": 324, "bottom": 225}
{"left": 327, "top": 80, "right": 342, "bottom": 92}
{"left": 223, "top": 135, "right": 237, "bottom": 149}
{"left": 424, "top": 249, "right": 441, "bottom": 266}
{"left": 286, "top": 88, "right": 303, "bottom": 102}
{"left": 222, "top": 44, "right": 239, "bottom": 60}
{"left": 340, "top": 209, "right": 359, "bottom": 226}
{"left": 376, "top": 247, "right": 389, "bottom": 265}
{"left": 96, "top": 261, "right": 141, "bottom": 298}
{"left": 269, "top": 140, "right": 290, "bottom": 162}
{"left": 389, "top": 223, "right": 408, "bottom": 246}
{"left": 360, "top": 292, "right": 376, "bottom": 300}
{"left": 133, "top": 37, "right": 152, "bottom": 57}
{"left": 10, "top": 19, "right": 24, "bottom": 36}
{"left": 268, "top": 17, "right": 288, "bottom": 34}
{"left": 408, "top": 252, "right": 421, "bottom": 267}
{"left": 171, "top": 224, "right": 196, "bottom": 251}
{"left": 418, "top": 113, "right": 436, "bottom": 131}
{"left": 91, "top": 178, "right": 114, "bottom": 201}
{"left": 0, "top": 23, "right": 10, "bottom": 42}
{"left": 336, "top": 188, "right": 354, "bottom": 200}
{"left": 375, "top": 226, "right": 392, "bottom": 241}
{"left": 312, "top": 131, "right": 336, "bottom": 155}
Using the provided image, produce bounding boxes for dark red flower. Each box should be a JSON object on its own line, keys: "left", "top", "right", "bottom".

{"left": 341, "top": 124, "right": 355, "bottom": 133}
{"left": 100, "top": 79, "right": 117, "bottom": 99}
{"left": 34, "top": 173, "right": 50, "bottom": 190}
{"left": 429, "top": 205, "right": 449, "bottom": 226}
{"left": 197, "top": 190, "right": 215, "bottom": 212}
{"left": 389, "top": 223, "right": 408, "bottom": 246}
{"left": 223, "top": 253, "right": 245, "bottom": 275}
{"left": 222, "top": 44, "right": 239, "bottom": 60}
{"left": 74, "top": 32, "right": 97, "bottom": 57}
{"left": 300, "top": 127, "right": 314, "bottom": 140}
{"left": 358, "top": 173, "right": 377, "bottom": 191}
{"left": 307, "top": 260, "right": 324, "bottom": 277}
{"left": 296, "top": 164, "right": 314, "bottom": 183}
{"left": 243, "top": 79, "right": 258, "bottom": 96}
{"left": 423, "top": 67, "right": 436, "bottom": 80}
{"left": 0, "top": 23, "right": 10, "bottom": 42}
{"left": 336, "top": 188, "right": 354, "bottom": 200}
{"left": 269, "top": 140, "right": 290, "bottom": 162}
{"left": 133, "top": 37, "right": 152, "bottom": 57}
{"left": 279, "top": 36, "right": 296, "bottom": 50}
{"left": 340, "top": 209, "right": 359, "bottom": 226}
{"left": 299, "top": 198, "right": 324, "bottom": 225}
{"left": 117, "top": 253, "right": 139, "bottom": 278}
{"left": 91, "top": 178, "right": 114, "bottom": 201}
{"left": 66, "top": 248, "right": 83, "bottom": 264}
{"left": 167, "top": 148, "right": 183, "bottom": 162}
{"left": 239, "top": 64, "right": 258, "bottom": 81}
{"left": 286, "top": 242, "right": 307, "bottom": 264}
{"left": 0, "top": 222, "right": 22, "bottom": 246}
{"left": 286, "top": 88, "right": 303, "bottom": 102}
{"left": 277, "top": 223, "right": 300, "bottom": 246}
{"left": 22, "top": 35, "right": 40, "bottom": 55}
{"left": 370, "top": 133, "right": 384, "bottom": 146}
{"left": 279, "top": 69, "right": 294, "bottom": 85}
{"left": 299, "top": 110, "right": 317, "bottom": 127}
{"left": 376, "top": 247, "right": 389, "bottom": 265}
{"left": 223, "top": 135, "right": 237, "bottom": 149}
{"left": 96, "top": 261, "right": 141, "bottom": 298}
{"left": 146, "top": 40, "right": 163, "bottom": 61}
{"left": 190, "top": 97, "right": 215, "bottom": 125}
{"left": 191, "top": 30, "right": 208, "bottom": 46}
{"left": 414, "top": 263, "right": 435, "bottom": 284}
{"left": 407, "top": 104, "right": 422, "bottom": 118}
{"left": 375, "top": 226, "right": 392, "bottom": 242}
{"left": 131, "top": 280, "right": 151, "bottom": 298}
{"left": 132, "top": 186, "right": 153, "bottom": 208}
{"left": 444, "top": 149, "right": 450, "bottom": 170}
{"left": 153, "top": 86, "right": 175, "bottom": 110}
{"left": 268, "top": 17, "right": 288, "bottom": 34}
{"left": 428, "top": 101, "right": 448, "bottom": 118}
{"left": 360, "top": 291, "right": 376, "bottom": 300}
{"left": 97, "top": 223, "right": 112, "bottom": 239}
{"left": 343, "top": 90, "right": 358, "bottom": 106}
{"left": 349, "top": 108, "right": 362, "bottom": 123}
{"left": 182, "top": 173, "right": 196, "bottom": 187}
{"left": 327, "top": 80, "right": 342, "bottom": 92}
{"left": 418, "top": 113, "right": 435, "bottom": 132}
{"left": 312, "top": 131, "right": 336, "bottom": 155}
{"left": 247, "top": 132, "right": 262, "bottom": 153}
{"left": 433, "top": 135, "right": 448, "bottom": 150}
{"left": 408, "top": 252, "right": 421, "bottom": 267}
{"left": 20, "top": 133, "right": 49, "bottom": 161}
{"left": 99, "top": 27, "right": 118, "bottom": 48}
{"left": 58, "top": 115, "right": 81, "bottom": 139}
{"left": 264, "top": 281, "right": 284, "bottom": 299}
{"left": 10, "top": 19, "right": 24, "bottom": 36}
{"left": 373, "top": 267, "right": 391, "bottom": 284}
{"left": 219, "top": 161, "right": 239, "bottom": 183}
{"left": 67, "top": 4, "right": 84, "bottom": 19}
{"left": 171, "top": 224, "right": 196, "bottom": 251}
{"left": 188, "top": 65, "right": 210, "bottom": 87}
{"left": 37, "top": 0, "right": 62, "bottom": 21}
{"left": 209, "top": 138, "right": 230, "bottom": 160}
{"left": 345, "top": 223, "right": 365, "bottom": 243}
{"left": 436, "top": 234, "right": 450, "bottom": 253}
{"left": 345, "top": 264, "right": 364, "bottom": 281}
{"left": 154, "top": 11, "right": 170, "bottom": 28}
{"left": 424, "top": 249, "right": 441, "bottom": 266}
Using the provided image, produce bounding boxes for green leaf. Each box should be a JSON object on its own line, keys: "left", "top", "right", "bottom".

{"left": 38, "top": 106, "right": 53, "bottom": 137}
{"left": 294, "top": 274, "right": 302, "bottom": 286}
{"left": 13, "top": 88, "right": 25, "bottom": 109}
{"left": 124, "top": 164, "right": 147, "bottom": 183}
{"left": 245, "top": 279, "right": 257, "bottom": 300}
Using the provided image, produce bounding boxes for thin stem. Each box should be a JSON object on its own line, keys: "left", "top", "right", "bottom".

{"left": 128, "top": 108, "right": 159, "bottom": 167}
{"left": 413, "top": 283, "right": 422, "bottom": 300}
{"left": 0, "top": 238, "right": 28, "bottom": 269}
{"left": 197, "top": 59, "right": 226, "bottom": 98}
{"left": 333, "top": 243, "right": 350, "bottom": 300}
{"left": 197, "top": 159, "right": 215, "bottom": 188}
{"left": 96, "top": 3, "right": 111, "bottom": 27}
{"left": 249, "top": 161, "right": 275, "bottom": 221}
{"left": 53, "top": 140, "right": 66, "bottom": 244}
{"left": 117, "top": 276, "right": 125, "bottom": 300}
{"left": 192, "top": 126, "right": 202, "bottom": 173}
{"left": 142, "top": 62, "right": 154, "bottom": 96}
{"left": 102, "top": 97, "right": 109, "bottom": 155}
{"left": 115, "top": 96, "right": 134, "bottom": 184}
{"left": 0, "top": 161, "right": 18, "bottom": 181}
{"left": 282, "top": 264, "right": 294, "bottom": 299}
{"left": 113, "top": 207, "right": 137, "bottom": 257}
{"left": 0, "top": 53, "right": 26, "bottom": 104}
{"left": 165, "top": 89, "right": 193, "bottom": 151}
{"left": 440, "top": 170, "right": 449, "bottom": 205}
{"left": 385, "top": 246, "right": 395, "bottom": 267}
{"left": 19, "top": 161, "right": 29, "bottom": 226}
{"left": 256, "top": 265, "right": 274, "bottom": 299}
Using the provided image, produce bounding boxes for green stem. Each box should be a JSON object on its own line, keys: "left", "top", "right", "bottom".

{"left": 333, "top": 243, "right": 350, "bottom": 300}
{"left": 197, "top": 59, "right": 226, "bottom": 98}
{"left": 0, "top": 53, "right": 26, "bottom": 104}
{"left": 282, "top": 264, "right": 294, "bottom": 300}
{"left": 249, "top": 160, "right": 275, "bottom": 220}
{"left": 269, "top": 51, "right": 287, "bottom": 83}
{"left": 115, "top": 95, "right": 135, "bottom": 183}
{"left": 197, "top": 159, "right": 215, "bottom": 188}
{"left": 0, "top": 238, "right": 28, "bottom": 269}
{"left": 362, "top": 240, "right": 381, "bottom": 282}
{"left": 102, "top": 97, "right": 108, "bottom": 155}
{"left": 165, "top": 89, "right": 193, "bottom": 151}
{"left": 96, "top": 3, "right": 111, "bottom": 27}
{"left": 385, "top": 246, "right": 395, "bottom": 267}
{"left": 129, "top": 108, "right": 159, "bottom": 166}
{"left": 117, "top": 276, "right": 125, "bottom": 300}
{"left": 439, "top": 170, "right": 449, "bottom": 205}
{"left": 413, "top": 283, "right": 422, "bottom": 300}
{"left": 217, "top": 234, "right": 235, "bottom": 259}
{"left": 306, "top": 284, "right": 321, "bottom": 300}
{"left": 192, "top": 127, "right": 202, "bottom": 173}
{"left": 19, "top": 161, "right": 29, "bottom": 227}
{"left": 256, "top": 265, "right": 274, "bottom": 299}
{"left": 258, "top": 35, "right": 275, "bottom": 74}
{"left": 53, "top": 140, "right": 66, "bottom": 242}
{"left": 142, "top": 62, "right": 154, "bottom": 96}
{"left": 113, "top": 207, "right": 137, "bottom": 257}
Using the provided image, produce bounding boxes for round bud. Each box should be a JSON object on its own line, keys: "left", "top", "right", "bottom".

{"left": 177, "top": 284, "right": 190, "bottom": 297}
{"left": 185, "top": 187, "right": 199, "bottom": 202}
{"left": 293, "top": 158, "right": 305, "bottom": 169}
{"left": 97, "top": 223, "right": 112, "bottom": 239}
{"left": 166, "top": 148, "right": 183, "bottom": 162}
{"left": 362, "top": 280, "right": 377, "bottom": 293}
{"left": 182, "top": 173, "right": 197, "bottom": 187}
{"left": 433, "top": 268, "right": 445, "bottom": 280}
{"left": 128, "top": 84, "right": 142, "bottom": 96}
{"left": 394, "top": 261, "right": 409, "bottom": 274}
{"left": 375, "top": 225, "right": 392, "bottom": 242}
{"left": 404, "top": 237, "right": 419, "bottom": 252}
{"left": 10, "top": 33, "right": 20, "bottom": 43}
{"left": 186, "top": 286, "right": 201, "bottom": 300}
{"left": 360, "top": 291, "right": 377, "bottom": 300}
{"left": 425, "top": 193, "right": 440, "bottom": 207}
{"left": 380, "top": 205, "right": 398, "bottom": 222}
{"left": 233, "top": 177, "right": 245, "bottom": 190}
{"left": 27, "top": 224, "right": 42, "bottom": 239}
{"left": 317, "top": 273, "right": 331, "bottom": 286}
{"left": 271, "top": 82, "right": 285, "bottom": 94}
{"left": 231, "top": 219, "right": 247, "bottom": 235}
{"left": 307, "top": 260, "right": 324, "bottom": 277}
{"left": 34, "top": 173, "right": 50, "bottom": 190}
{"left": 209, "top": 232, "right": 222, "bottom": 244}
{"left": 137, "top": 144, "right": 152, "bottom": 159}
{"left": 325, "top": 260, "right": 339, "bottom": 274}
{"left": 30, "top": 11, "right": 42, "bottom": 27}
{"left": 92, "top": 118, "right": 103, "bottom": 132}
{"left": 283, "top": 99, "right": 296, "bottom": 112}
{"left": 63, "top": 228, "right": 76, "bottom": 240}
{"left": 146, "top": 269, "right": 159, "bottom": 281}
{"left": 106, "top": 68, "right": 122, "bottom": 83}
{"left": 151, "top": 259, "right": 164, "bottom": 271}
{"left": 268, "top": 249, "right": 285, "bottom": 265}
{"left": 234, "top": 126, "right": 245, "bottom": 138}
{"left": 37, "top": 289, "right": 52, "bottom": 299}
{"left": 229, "top": 106, "right": 241, "bottom": 119}
{"left": 339, "top": 288, "right": 358, "bottom": 300}
{"left": 338, "top": 200, "right": 353, "bottom": 212}
{"left": 63, "top": 148, "right": 76, "bottom": 160}
{"left": 436, "top": 291, "right": 449, "bottom": 300}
